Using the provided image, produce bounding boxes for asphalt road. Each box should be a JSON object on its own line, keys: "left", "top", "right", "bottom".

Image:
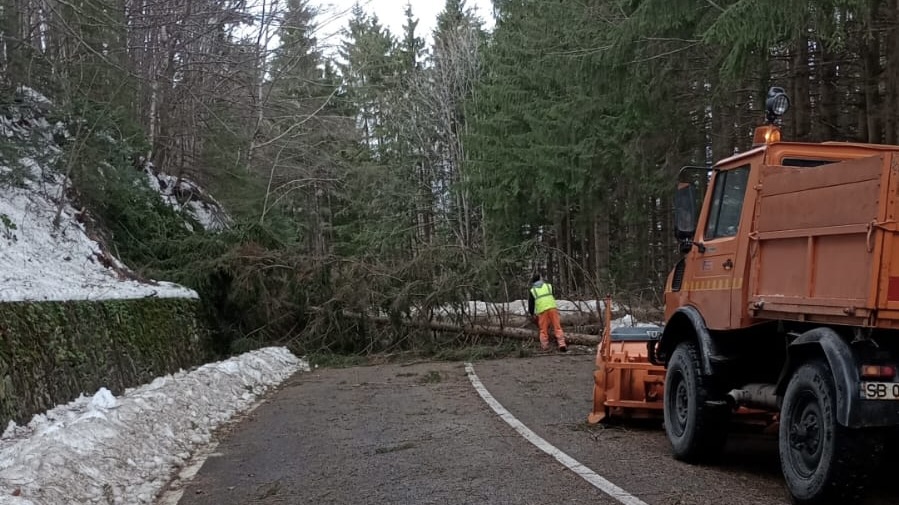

{"left": 169, "top": 353, "right": 899, "bottom": 505}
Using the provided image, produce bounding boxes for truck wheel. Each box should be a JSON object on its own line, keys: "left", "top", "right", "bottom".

{"left": 663, "top": 341, "right": 728, "bottom": 462}
{"left": 779, "top": 360, "right": 879, "bottom": 505}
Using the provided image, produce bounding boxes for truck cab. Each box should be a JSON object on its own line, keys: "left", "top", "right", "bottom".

{"left": 665, "top": 141, "right": 899, "bottom": 330}
{"left": 655, "top": 87, "right": 899, "bottom": 505}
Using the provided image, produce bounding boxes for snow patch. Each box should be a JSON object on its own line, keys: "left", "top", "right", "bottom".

{"left": 88, "top": 388, "right": 117, "bottom": 410}
{"left": 0, "top": 89, "right": 197, "bottom": 301}
{"left": 0, "top": 179, "right": 197, "bottom": 301}
{"left": 15, "top": 87, "right": 52, "bottom": 109}
{"left": 610, "top": 314, "right": 658, "bottom": 329}
{"left": 0, "top": 347, "right": 308, "bottom": 505}
{"left": 143, "top": 164, "right": 231, "bottom": 232}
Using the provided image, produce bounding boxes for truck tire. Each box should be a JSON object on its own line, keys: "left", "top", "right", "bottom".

{"left": 779, "top": 360, "right": 879, "bottom": 505}
{"left": 663, "top": 341, "right": 728, "bottom": 462}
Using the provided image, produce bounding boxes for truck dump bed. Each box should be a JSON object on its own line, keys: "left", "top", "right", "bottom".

{"left": 749, "top": 153, "right": 899, "bottom": 328}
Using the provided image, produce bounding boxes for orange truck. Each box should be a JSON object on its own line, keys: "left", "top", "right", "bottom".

{"left": 654, "top": 86, "right": 899, "bottom": 505}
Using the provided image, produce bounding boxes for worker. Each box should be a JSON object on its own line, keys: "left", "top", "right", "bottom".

{"left": 528, "top": 273, "right": 567, "bottom": 352}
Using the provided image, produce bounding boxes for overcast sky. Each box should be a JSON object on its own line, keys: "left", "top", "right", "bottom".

{"left": 315, "top": 0, "right": 496, "bottom": 52}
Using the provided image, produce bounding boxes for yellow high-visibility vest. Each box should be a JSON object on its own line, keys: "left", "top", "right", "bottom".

{"left": 530, "top": 283, "right": 557, "bottom": 314}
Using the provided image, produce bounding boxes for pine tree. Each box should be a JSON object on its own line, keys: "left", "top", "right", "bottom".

{"left": 397, "top": 3, "right": 426, "bottom": 72}
{"left": 338, "top": 5, "right": 397, "bottom": 153}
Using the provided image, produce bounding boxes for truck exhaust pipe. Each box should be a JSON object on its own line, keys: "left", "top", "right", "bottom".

{"left": 726, "top": 384, "right": 779, "bottom": 411}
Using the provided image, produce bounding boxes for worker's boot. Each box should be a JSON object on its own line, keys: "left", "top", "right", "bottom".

{"left": 557, "top": 336, "right": 567, "bottom": 353}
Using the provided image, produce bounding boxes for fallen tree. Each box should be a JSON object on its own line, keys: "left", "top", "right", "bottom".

{"left": 318, "top": 308, "right": 602, "bottom": 347}
{"left": 420, "top": 299, "right": 616, "bottom": 327}
{"left": 403, "top": 318, "right": 601, "bottom": 346}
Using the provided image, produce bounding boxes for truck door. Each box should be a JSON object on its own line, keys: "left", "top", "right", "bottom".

{"left": 688, "top": 165, "right": 750, "bottom": 329}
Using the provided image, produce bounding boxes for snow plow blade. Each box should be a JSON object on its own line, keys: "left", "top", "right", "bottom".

{"left": 587, "top": 297, "right": 665, "bottom": 424}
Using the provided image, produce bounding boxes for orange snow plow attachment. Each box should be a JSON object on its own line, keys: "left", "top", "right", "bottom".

{"left": 587, "top": 297, "right": 666, "bottom": 424}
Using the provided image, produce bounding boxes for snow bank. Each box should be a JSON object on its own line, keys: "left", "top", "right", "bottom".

{"left": 0, "top": 347, "right": 308, "bottom": 505}
{"left": 0, "top": 88, "right": 197, "bottom": 301}
{"left": 409, "top": 298, "right": 660, "bottom": 331}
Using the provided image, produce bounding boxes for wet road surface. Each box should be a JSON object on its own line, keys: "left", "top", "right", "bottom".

{"left": 171, "top": 353, "right": 899, "bottom": 505}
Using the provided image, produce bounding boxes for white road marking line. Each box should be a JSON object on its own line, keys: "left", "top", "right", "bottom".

{"left": 156, "top": 398, "right": 269, "bottom": 505}
{"left": 464, "top": 362, "right": 650, "bottom": 505}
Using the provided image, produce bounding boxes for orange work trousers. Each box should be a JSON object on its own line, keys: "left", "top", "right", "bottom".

{"left": 537, "top": 308, "right": 566, "bottom": 350}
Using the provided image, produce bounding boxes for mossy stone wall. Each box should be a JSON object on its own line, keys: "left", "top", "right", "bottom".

{"left": 0, "top": 298, "right": 208, "bottom": 425}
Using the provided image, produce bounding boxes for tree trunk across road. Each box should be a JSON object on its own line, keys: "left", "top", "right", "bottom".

{"left": 327, "top": 308, "right": 602, "bottom": 347}
{"left": 378, "top": 314, "right": 601, "bottom": 347}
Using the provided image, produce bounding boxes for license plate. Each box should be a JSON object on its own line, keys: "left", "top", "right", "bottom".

{"left": 861, "top": 382, "right": 899, "bottom": 400}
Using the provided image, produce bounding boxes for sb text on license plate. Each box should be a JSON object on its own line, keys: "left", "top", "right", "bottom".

{"left": 861, "top": 382, "right": 899, "bottom": 400}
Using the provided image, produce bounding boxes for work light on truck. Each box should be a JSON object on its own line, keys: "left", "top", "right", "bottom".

{"left": 753, "top": 86, "right": 790, "bottom": 146}
{"left": 765, "top": 86, "right": 790, "bottom": 121}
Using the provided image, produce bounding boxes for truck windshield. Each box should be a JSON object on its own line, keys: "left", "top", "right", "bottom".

{"left": 704, "top": 165, "right": 750, "bottom": 240}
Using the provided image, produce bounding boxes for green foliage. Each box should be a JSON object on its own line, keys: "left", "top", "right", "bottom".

{"left": 154, "top": 224, "right": 306, "bottom": 354}
{"left": 0, "top": 298, "right": 207, "bottom": 425}
{"left": 468, "top": 0, "right": 653, "bottom": 288}
{"left": 58, "top": 98, "right": 202, "bottom": 273}
{"left": 0, "top": 161, "right": 29, "bottom": 188}
{"left": 51, "top": 95, "right": 307, "bottom": 356}
{"left": 0, "top": 213, "right": 16, "bottom": 241}
{"left": 55, "top": 98, "right": 180, "bottom": 253}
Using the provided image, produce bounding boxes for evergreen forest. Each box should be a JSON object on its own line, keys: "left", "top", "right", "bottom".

{"left": 1, "top": 0, "right": 891, "bottom": 355}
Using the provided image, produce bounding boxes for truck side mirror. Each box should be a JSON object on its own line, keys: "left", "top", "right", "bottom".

{"left": 674, "top": 182, "right": 698, "bottom": 242}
